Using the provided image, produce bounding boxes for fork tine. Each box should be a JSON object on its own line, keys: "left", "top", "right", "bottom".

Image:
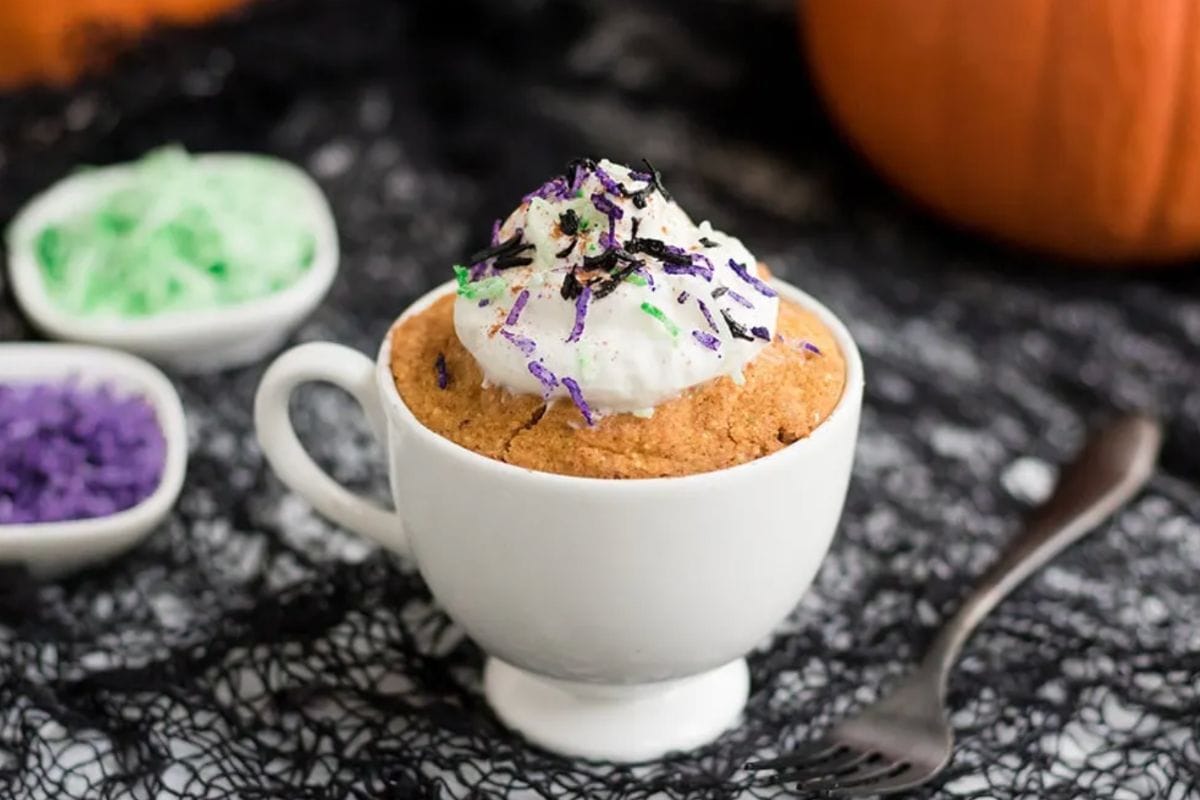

{"left": 797, "top": 759, "right": 906, "bottom": 794}
{"left": 745, "top": 739, "right": 841, "bottom": 772}
{"left": 776, "top": 749, "right": 876, "bottom": 783}
{"left": 831, "top": 764, "right": 928, "bottom": 797}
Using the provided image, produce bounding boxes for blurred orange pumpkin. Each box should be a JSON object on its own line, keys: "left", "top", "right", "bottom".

{"left": 0, "top": 0, "right": 247, "bottom": 89}
{"left": 802, "top": 0, "right": 1200, "bottom": 264}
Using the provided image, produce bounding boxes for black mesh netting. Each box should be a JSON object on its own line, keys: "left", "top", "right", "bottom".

{"left": 2, "top": 0, "right": 1200, "bottom": 797}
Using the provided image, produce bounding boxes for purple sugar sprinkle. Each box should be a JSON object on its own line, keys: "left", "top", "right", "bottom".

{"left": 636, "top": 268, "right": 656, "bottom": 289}
{"left": 725, "top": 288, "right": 755, "bottom": 309}
{"left": 490, "top": 218, "right": 502, "bottom": 246}
{"left": 478, "top": 299, "right": 490, "bottom": 308}
{"left": 528, "top": 362, "right": 559, "bottom": 394}
{"left": 561, "top": 377, "right": 595, "bottom": 426}
{"left": 523, "top": 177, "right": 568, "bottom": 202}
{"left": 628, "top": 169, "right": 652, "bottom": 182}
{"left": 751, "top": 326, "right": 771, "bottom": 341}
{"left": 469, "top": 261, "right": 489, "bottom": 281}
{"left": 728, "top": 259, "right": 778, "bottom": 298}
{"left": 676, "top": 290, "right": 689, "bottom": 304}
{"left": 566, "top": 285, "right": 592, "bottom": 343}
{"left": 697, "top": 299, "right": 719, "bottom": 332}
{"left": 592, "top": 164, "right": 625, "bottom": 197}
{"left": 505, "top": 289, "right": 530, "bottom": 326}
{"left": 501, "top": 330, "right": 537, "bottom": 355}
{"left": 803, "top": 341, "right": 823, "bottom": 355}
{"left": 692, "top": 252, "right": 716, "bottom": 275}
{"left": 0, "top": 380, "right": 165, "bottom": 524}
{"left": 435, "top": 353, "right": 450, "bottom": 389}
{"left": 663, "top": 263, "right": 714, "bottom": 280}
{"left": 692, "top": 330, "right": 721, "bottom": 351}
{"left": 591, "top": 192, "right": 624, "bottom": 221}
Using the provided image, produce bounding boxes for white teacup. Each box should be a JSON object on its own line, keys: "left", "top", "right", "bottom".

{"left": 254, "top": 278, "right": 864, "bottom": 762}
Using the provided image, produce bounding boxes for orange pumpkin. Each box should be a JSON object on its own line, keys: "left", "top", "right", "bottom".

{"left": 0, "top": 0, "right": 247, "bottom": 88}
{"left": 802, "top": 0, "right": 1200, "bottom": 263}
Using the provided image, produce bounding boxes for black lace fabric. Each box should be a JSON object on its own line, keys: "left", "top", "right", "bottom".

{"left": 2, "top": 1, "right": 1199, "bottom": 797}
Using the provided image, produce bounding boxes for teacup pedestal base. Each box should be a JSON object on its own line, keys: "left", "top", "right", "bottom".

{"left": 484, "top": 657, "right": 749, "bottom": 763}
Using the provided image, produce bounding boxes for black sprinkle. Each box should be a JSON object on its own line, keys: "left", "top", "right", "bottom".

{"left": 468, "top": 232, "right": 534, "bottom": 266}
{"left": 590, "top": 261, "right": 641, "bottom": 298}
{"left": 559, "top": 209, "right": 580, "bottom": 236}
{"left": 627, "top": 236, "right": 692, "bottom": 265}
{"left": 583, "top": 247, "right": 639, "bottom": 272}
{"left": 493, "top": 256, "right": 534, "bottom": 270}
{"left": 642, "top": 158, "right": 671, "bottom": 203}
{"left": 699, "top": 237, "right": 718, "bottom": 248}
{"left": 711, "top": 286, "right": 729, "bottom": 298}
{"left": 555, "top": 238, "right": 577, "bottom": 258}
{"left": 721, "top": 309, "right": 755, "bottom": 341}
{"left": 435, "top": 353, "right": 450, "bottom": 389}
{"left": 564, "top": 157, "right": 597, "bottom": 188}
{"left": 561, "top": 270, "right": 584, "bottom": 300}
{"left": 631, "top": 218, "right": 640, "bottom": 240}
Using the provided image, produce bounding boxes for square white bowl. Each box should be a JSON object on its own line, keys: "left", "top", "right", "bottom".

{"left": 0, "top": 343, "right": 187, "bottom": 578}
{"left": 5, "top": 153, "right": 338, "bottom": 373}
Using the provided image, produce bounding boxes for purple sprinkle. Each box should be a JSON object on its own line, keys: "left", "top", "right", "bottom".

{"left": 751, "top": 326, "right": 771, "bottom": 341}
{"left": 676, "top": 290, "right": 689, "bottom": 304}
{"left": 637, "top": 268, "right": 656, "bottom": 290}
{"left": 697, "top": 299, "right": 719, "bottom": 332}
{"left": 528, "top": 362, "right": 559, "bottom": 394}
{"left": 505, "top": 289, "right": 530, "bottom": 326}
{"left": 692, "top": 330, "right": 721, "bottom": 351}
{"left": 523, "top": 177, "right": 568, "bottom": 202}
{"left": 501, "top": 330, "right": 537, "bottom": 355}
{"left": 561, "top": 377, "right": 595, "bottom": 426}
{"left": 591, "top": 192, "right": 624, "bottom": 221}
{"left": 725, "top": 288, "right": 754, "bottom": 309}
{"left": 469, "top": 261, "right": 489, "bottom": 281}
{"left": 803, "top": 341, "right": 823, "bottom": 355}
{"left": 435, "top": 353, "right": 449, "bottom": 389}
{"left": 0, "top": 380, "right": 165, "bottom": 524}
{"left": 490, "top": 218, "right": 502, "bottom": 246}
{"left": 728, "top": 259, "right": 778, "bottom": 298}
{"left": 592, "top": 164, "right": 625, "bottom": 197}
{"left": 600, "top": 222, "right": 618, "bottom": 250}
{"left": 663, "top": 263, "right": 713, "bottom": 280}
{"left": 566, "top": 285, "right": 591, "bottom": 343}
{"left": 478, "top": 299, "right": 490, "bottom": 308}
{"left": 628, "top": 169, "right": 652, "bottom": 182}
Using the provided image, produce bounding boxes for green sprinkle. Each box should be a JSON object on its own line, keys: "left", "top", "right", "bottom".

{"left": 625, "top": 273, "right": 647, "bottom": 286}
{"left": 575, "top": 189, "right": 584, "bottom": 198}
{"left": 578, "top": 218, "right": 591, "bottom": 232}
{"left": 453, "top": 264, "right": 506, "bottom": 300}
{"left": 30, "top": 146, "right": 317, "bottom": 319}
{"left": 453, "top": 264, "right": 470, "bottom": 291}
{"left": 640, "top": 301, "right": 680, "bottom": 337}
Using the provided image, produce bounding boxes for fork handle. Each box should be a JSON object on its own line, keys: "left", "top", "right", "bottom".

{"left": 921, "top": 414, "right": 1162, "bottom": 694}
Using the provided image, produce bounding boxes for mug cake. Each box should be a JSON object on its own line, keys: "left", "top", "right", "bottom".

{"left": 390, "top": 158, "right": 846, "bottom": 478}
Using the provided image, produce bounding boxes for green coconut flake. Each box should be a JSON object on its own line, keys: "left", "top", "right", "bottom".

{"left": 625, "top": 273, "right": 647, "bottom": 286}
{"left": 31, "top": 146, "right": 317, "bottom": 319}
{"left": 640, "top": 301, "right": 680, "bottom": 337}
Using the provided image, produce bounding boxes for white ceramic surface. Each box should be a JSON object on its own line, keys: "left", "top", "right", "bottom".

{"left": 0, "top": 343, "right": 187, "bottom": 578}
{"left": 254, "top": 278, "right": 864, "bottom": 762}
{"left": 5, "top": 153, "right": 338, "bottom": 373}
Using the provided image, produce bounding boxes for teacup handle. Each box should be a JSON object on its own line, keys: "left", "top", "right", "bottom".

{"left": 254, "top": 342, "right": 411, "bottom": 558}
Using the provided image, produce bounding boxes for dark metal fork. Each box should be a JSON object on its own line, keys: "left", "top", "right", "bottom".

{"left": 748, "top": 414, "right": 1162, "bottom": 796}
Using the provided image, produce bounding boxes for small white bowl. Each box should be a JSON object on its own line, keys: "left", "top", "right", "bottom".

{"left": 0, "top": 343, "right": 187, "bottom": 578}
{"left": 5, "top": 153, "right": 338, "bottom": 373}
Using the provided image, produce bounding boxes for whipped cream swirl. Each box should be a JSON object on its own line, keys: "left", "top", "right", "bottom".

{"left": 453, "top": 158, "right": 778, "bottom": 421}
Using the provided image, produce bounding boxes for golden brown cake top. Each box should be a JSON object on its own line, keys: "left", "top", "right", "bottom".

{"left": 390, "top": 293, "right": 845, "bottom": 479}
